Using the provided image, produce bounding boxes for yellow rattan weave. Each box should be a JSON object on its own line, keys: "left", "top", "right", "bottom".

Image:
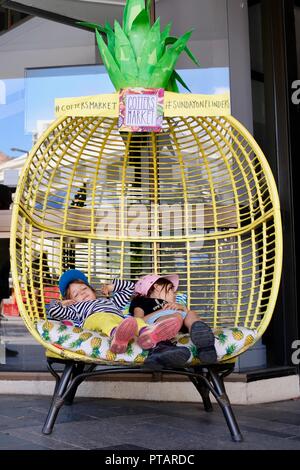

{"left": 10, "top": 115, "right": 283, "bottom": 363}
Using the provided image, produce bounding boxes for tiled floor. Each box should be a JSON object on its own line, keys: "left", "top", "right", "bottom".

{"left": 0, "top": 394, "right": 300, "bottom": 450}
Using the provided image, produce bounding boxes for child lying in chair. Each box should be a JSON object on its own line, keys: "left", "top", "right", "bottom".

{"left": 130, "top": 273, "right": 217, "bottom": 364}
{"left": 48, "top": 269, "right": 184, "bottom": 359}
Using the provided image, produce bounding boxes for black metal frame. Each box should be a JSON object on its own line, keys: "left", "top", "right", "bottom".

{"left": 43, "top": 358, "right": 243, "bottom": 442}
{"left": 0, "top": 0, "right": 91, "bottom": 31}
{"left": 260, "top": 0, "right": 299, "bottom": 366}
{"left": 248, "top": 0, "right": 299, "bottom": 367}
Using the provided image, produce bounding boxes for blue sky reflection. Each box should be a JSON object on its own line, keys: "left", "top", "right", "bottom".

{"left": 0, "top": 65, "right": 230, "bottom": 157}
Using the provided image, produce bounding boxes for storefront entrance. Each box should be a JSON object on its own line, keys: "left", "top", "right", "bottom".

{"left": 249, "top": 0, "right": 299, "bottom": 368}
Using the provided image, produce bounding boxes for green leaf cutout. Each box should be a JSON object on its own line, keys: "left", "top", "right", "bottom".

{"left": 129, "top": 8, "right": 151, "bottom": 66}
{"left": 114, "top": 20, "right": 138, "bottom": 82}
{"left": 148, "top": 30, "right": 193, "bottom": 88}
{"left": 123, "top": 0, "right": 145, "bottom": 35}
{"left": 95, "top": 29, "right": 126, "bottom": 90}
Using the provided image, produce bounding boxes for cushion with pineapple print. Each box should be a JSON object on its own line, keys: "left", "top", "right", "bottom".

{"left": 179, "top": 326, "right": 258, "bottom": 363}
{"left": 36, "top": 320, "right": 258, "bottom": 364}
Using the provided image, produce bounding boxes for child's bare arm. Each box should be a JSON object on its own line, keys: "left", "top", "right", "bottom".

{"left": 133, "top": 307, "right": 145, "bottom": 318}
{"left": 162, "top": 302, "right": 187, "bottom": 312}
{"left": 100, "top": 283, "right": 114, "bottom": 297}
{"left": 60, "top": 299, "right": 77, "bottom": 307}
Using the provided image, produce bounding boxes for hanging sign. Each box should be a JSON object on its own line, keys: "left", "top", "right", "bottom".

{"left": 55, "top": 94, "right": 118, "bottom": 118}
{"left": 118, "top": 88, "right": 164, "bottom": 132}
{"left": 55, "top": 91, "right": 231, "bottom": 120}
{"left": 164, "top": 92, "right": 231, "bottom": 117}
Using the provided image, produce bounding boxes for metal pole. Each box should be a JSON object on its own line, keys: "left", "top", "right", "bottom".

{"left": 150, "top": 0, "right": 156, "bottom": 24}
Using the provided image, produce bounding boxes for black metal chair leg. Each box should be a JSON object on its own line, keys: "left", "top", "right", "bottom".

{"left": 64, "top": 363, "right": 86, "bottom": 406}
{"left": 189, "top": 375, "right": 213, "bottom": 412}
{"left": 208, "top": 368, "right": 243, "bottom": 442}
{"left": 47, "top": 359, "right": 61, "bottom": 395}
{"left": 42, "top": 362, "right": 75, "bottom": 435}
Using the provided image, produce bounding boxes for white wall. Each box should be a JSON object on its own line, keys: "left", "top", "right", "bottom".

{"left": 157, "top": 0, "right": 229, "bottom": 69}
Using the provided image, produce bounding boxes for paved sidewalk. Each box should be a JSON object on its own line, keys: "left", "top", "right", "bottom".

{"left": 0, "top": 394, "right": 300, "bottom": 450}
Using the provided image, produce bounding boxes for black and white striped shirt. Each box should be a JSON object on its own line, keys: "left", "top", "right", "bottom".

{"left": 48, "top": 279, "right": 134, "bottom": 327}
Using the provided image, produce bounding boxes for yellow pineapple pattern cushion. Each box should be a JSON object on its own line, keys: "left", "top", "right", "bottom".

{"left": 178, "top": 326, "right": 258, "bottom": 363}
{"left": 36, "top": 320, "right": 258, "bottom": 364}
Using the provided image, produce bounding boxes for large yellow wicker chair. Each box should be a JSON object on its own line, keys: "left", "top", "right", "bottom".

{"left": 10, "top": 114, "right": 282, "bottom": 441}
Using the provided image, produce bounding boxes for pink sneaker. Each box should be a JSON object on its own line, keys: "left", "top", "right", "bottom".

{"left": 110, "top": 317, "right": 138, "bottom": 354}
{"left": 137, "top": 317, "right": 183, "bottom": 350}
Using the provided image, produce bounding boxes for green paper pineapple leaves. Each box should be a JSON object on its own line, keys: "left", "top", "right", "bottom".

{"left": 78, "top": 0, "right": 199, "bottom": 92}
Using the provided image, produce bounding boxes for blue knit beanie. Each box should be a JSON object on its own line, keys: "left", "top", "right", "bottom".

{"left": 58, "top": 269, "right": 90, "bottom": 297}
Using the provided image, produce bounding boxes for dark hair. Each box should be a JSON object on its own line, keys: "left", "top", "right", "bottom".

{"left": 64, "top": 279, "right": 96, "bottom": 300}
{"left": 147, "top": 277, "right": 174, "bottom": 297}
{"left": 132, "top": 278, "right": 175, "bottom": 302}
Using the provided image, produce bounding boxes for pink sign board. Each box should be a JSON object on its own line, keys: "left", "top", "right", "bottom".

{"left": 118, "top": 88, "right": 164, "bottom": 132}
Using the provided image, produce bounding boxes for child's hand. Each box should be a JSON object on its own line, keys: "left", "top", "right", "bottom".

{"left": 60, "top": 299, "right": 77, "bottom": 307}
{"left": 100, "top": 283, "right": 114, "bottom": 297}
{"left": 163, "top": 302, "right": 187, "bottom": 312}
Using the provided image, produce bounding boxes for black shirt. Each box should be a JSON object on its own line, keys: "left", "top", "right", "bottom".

{"left": 129, "top": 296, "right": 167, "bottom": 315}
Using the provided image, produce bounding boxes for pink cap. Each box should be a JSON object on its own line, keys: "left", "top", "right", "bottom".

{"left": 134, "top": 273, "right": 179, "bottom": 296}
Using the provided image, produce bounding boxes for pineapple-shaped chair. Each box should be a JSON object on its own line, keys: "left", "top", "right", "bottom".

{"left": 10, "top": 0, "right": 282, "bottom": 441}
